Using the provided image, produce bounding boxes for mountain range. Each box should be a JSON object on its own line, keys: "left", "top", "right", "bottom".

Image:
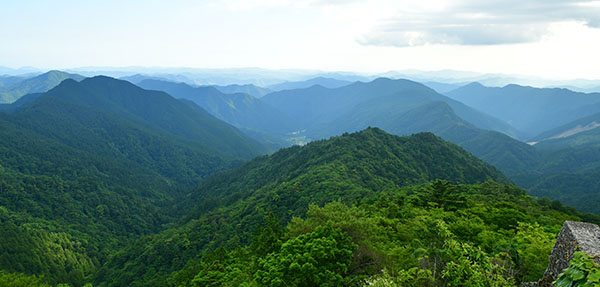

{"left": 446, "top": 82, "right": 600, "bottom": 139}
{"left": 267, "top": 76, "right": 353, "bottom": 91}
{"left": 3, "top": 69, "right": 600, "bottom": 286}
{"left": 136, "top": 79, "right": 300, "bottom": 147}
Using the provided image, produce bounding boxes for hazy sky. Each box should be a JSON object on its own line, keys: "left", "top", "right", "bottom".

{"left": 1, "top": 0, "right": 600, "bottom": 79}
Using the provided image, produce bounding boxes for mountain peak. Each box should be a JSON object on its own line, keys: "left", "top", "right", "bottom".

{"left": 468, "top": 81, "right": 484, "bottom": 87}
{"left": 185, "top": 126, "right": 510, "bottom": 221}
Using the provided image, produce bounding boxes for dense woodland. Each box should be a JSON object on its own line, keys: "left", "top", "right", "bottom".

{"left": 1, "top": 73, "right": 600, "bottom": 286}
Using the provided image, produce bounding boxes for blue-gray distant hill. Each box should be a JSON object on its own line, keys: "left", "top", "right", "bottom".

{"left": 0, "top": 74, "right": 28, "bottom": 88}
{"left": 0, "top": 70, "right": 85, "bottom": 103}
{"left": 446, "top": 82, "right": 600, "bottom": 140}
{"left": 267, "top": 77, "right": 353, "bottom": 91}
{"left": 212, "top": 83, "right": 272, "bottom": 98}
{"left": 531, "top": 111, "right": 600, "bottom": 149}
{"left": 262, "top": 78, "right": 536, "bottom": 174}
{"left": 137, "top": 79, "right": 299, "bottom": 148}
{"left": 263, "top": 78, "right": 519, "bottom": 137}
{"left": 120, "top": 73, "right": 195, "bottom": 85}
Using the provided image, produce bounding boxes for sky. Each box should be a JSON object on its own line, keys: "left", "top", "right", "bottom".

{"left": 1, "top": 0, "right": 600, "bottom": 79}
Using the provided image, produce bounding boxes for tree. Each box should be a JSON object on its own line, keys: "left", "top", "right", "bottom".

{"left": 254, "top": 222, "right": 357, "bottom": 287}
{"left": 416, "top": 180, "right": 466, "bottom": 211}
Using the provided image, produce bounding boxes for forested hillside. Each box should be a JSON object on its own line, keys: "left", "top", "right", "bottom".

{"left": 94, "top": 128, "right": 598, "bottom": 286}
{"left": 0, "top": 76, "right": 267, "bottom": 286}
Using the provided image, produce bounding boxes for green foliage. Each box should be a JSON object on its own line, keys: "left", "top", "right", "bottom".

{"left": 0, "top": 76, "right": 267, "bottom": 285}
{"left": 440, "top": 228, "right": 514, "bottom": 287}
{"left": 512, "top": 223, "right": 555, "bottom": 282}
{"left": 97, "top": 128, "right": 513, "bottom": 286}
{"left": 0, "top": 270, "right": 52, "bottom": 287}
{"left": 554, "top": 252, "right": 600, "bottom": 287}
{"left": 415, "top": 180, "right": 467, "bottom": 211}
{"left": 255, "top": 222, "right": 357, "bottom": 287}
{"left": 94, "top": 129, "right": 598, "bottom": 286}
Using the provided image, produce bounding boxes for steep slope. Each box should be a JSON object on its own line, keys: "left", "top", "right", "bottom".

{"left": 96, "top": 128, "right": 513, "bottom": 286}
{"left": 0, "top": 76, "right": 267, "bottom": 285}
{"left": 268, "top": 76, "right": 352, "bottom": 91}
{"left": 531, "top": 111, "right": 600, "bottom": 149}
{"left": 262, "top": 78, "right": 519, "bottom": 138}
{"left": 513, "top": 171, "right": 600, "bottom": 214}
{"left": 506, "top": 140, "right": 600, "bottom": 214}
{"left": 137, "top": 79, "right": 299, "bottom": 136}
{"left": 42, "top": 77, "right": 267, "bottom": 159}
{"left": 0, "top": 70, "right": 85, "bottom": 103}
{"left": 213, "top": 83, "right": 272, "bottom": 98}
{"left": 377, "top": 101, "right": 538, "bottom": 175}
{"left": 535, "top": 127, "right": 600, "bottom": 151}
{"left": 446, "top": 83, "right": 600, "bottom": 139}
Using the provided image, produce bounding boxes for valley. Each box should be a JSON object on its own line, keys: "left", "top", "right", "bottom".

{"left": 1, "top": 69, "right": 600, "bottom": 286}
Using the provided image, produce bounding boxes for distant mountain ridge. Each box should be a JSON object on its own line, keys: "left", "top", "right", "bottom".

{"left": 446, "top": 82, "right": 600, "bottom": 139}
{"left": 259, "top": 77, "right": 537, "bottom": 174}
{"left": 532, "top": 111, "right": 600, "bottom": 146}
{"left": 137, "top": 79, "right": 299, "bottom": 147}
{"left": 212, "top": 83, "right": 272, "bottom": 98}
{"left": 267, "top": 76, "right": 353, "bottom": 91}
{"left": 263, "top": 77, "right": 519, "bottom": 138}
{"left": 0, "top": 70, "right": 85, "bottom": 103}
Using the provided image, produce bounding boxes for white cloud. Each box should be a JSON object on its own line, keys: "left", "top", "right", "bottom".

{"left": 357, "top": 0, "right": 600, "bottom": 46}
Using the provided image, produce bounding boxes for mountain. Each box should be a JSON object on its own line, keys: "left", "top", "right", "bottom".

{"left": 96, "top": 128, "right": 521, "bottom": 286}
{"left": 514, "top": 109, "right": 600, "bottom": 213}
{"left": 267, "top": 76, "right": 353, "bottom": 91}
{"left": 42, "top": 77, "right": 266, "bottom": 158}
{"left": 260, "top": 77, "right": 537, "bottom": 174}
{"left": 0, "top": 76, "right": 267, "bottom": 285}
{"left": 512, "top": 146, "right": 600, "bottom": 213}
{"left": 120, "top": 73, "right": 195, "bottom": 85}
{"left": 0, "top": 70, "right": 85, "bottom": 103}
{"left": 262, "top": 78, "right": 519, "bottom": 138}
{"left": 137, "top": 79, "right": 299, "bottom": 141}
{"left": 122, "top": 74, "right": 273, "bottom": 98}
{"left": 513, "top": 171, "right": 600, "bottom": 214}
{"left": 530, "top": 111, "right": 600, "bottom": 149}
{"left": 0, "top": 75, "right": 27, "bottom": 88}
{"left": 446, "top": 82, "right": 600, "bottom": 139}
{"left": 212, "top": 83, "right": 272, "bottom": 98}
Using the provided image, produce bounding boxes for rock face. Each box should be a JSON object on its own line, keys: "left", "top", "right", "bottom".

{"left": 524, "top": 221, "right": 600, "bottom": 287}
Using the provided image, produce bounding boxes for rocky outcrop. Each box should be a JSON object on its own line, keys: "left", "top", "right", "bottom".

{"left": 521, "top": 221, "right": 600, "bottom": 287}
